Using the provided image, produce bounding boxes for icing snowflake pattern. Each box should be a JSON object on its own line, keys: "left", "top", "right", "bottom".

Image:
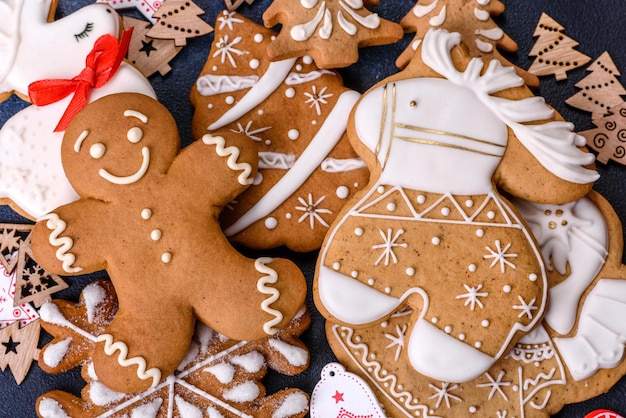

{"left": 428, "top": 381, "right": 462, "bottom": 408}
{"left": 477, "top": 370, "right": 511, "bottom": 401}
{"left": 372, "top": 228, "right": 407, "bottom": 266}
{"left": 384, "top": 324, "right": 407, "bottom": 361}
{"left": 484, "top": 240, "right": 517, "bottom": 273}
{"left": 304, "top": 85, "right": 333, "bottom": 115}
{"left": 295, "top": 194, "right": 332, "bottom": 229}
{"left": 455, "top": 283, "right": 488, "bottom": 310}
{"left": 213, "top": 34, "right": 246, "bottom": 67}
{"left": 231, "top": 121, "right": 272, "bottom": 142}
{"left": 217, "top": 11, "right": 245, "bottom": 30}
{"left": 513, "top": 295, "right": 538, "bottom": 319}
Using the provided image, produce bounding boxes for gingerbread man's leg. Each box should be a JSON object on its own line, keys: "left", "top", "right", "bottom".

{"left": 92, "top": 297, "right": 196, "bottom": 393}
{"left": 192, "top": 254, "right": 307, "bottom": 342}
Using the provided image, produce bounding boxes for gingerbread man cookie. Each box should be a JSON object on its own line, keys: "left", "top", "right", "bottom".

{"left": 314, "top": 29, "right": 596, "bottom": 385}
{"left": 31, "top": 92, "right": 307, "bottom": 393}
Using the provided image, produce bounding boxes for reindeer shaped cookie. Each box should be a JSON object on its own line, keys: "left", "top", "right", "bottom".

{"left": 31, "top": 93, "right": 307, "bottom": 393}
{"left": 0, "top": 0, "right": 155, "bottom": 219}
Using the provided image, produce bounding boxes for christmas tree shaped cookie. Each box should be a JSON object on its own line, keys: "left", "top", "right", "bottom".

{"left": 397, "top": 0, "right": 538, "bottom": 87}
{"left": 190, "top": 12, "right": 369, "bottom": 252}
{"left": 528, "top": 13, "right": 590, "bottom": 81}
{"left": 262, "top": 0, "right": 403, "bottom": 68}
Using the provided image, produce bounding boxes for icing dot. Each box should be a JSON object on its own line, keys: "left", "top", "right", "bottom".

{"left": 431, "top": 317, "right": 438, "bottom": 324}
{"left": 288, "top": 129, "right": 300, "bottom": 140}
{"left": 468, "top": 264, "right": 477, "bottom": 272}
{"left": 513, "top": 385, "right": 519, "bottom": 392}
{"left": 475, "top": 341, "right": 482, "bottom": 349}
{"left": 476, "top": 228, "right": 485, "bottom": 237}
{"left": 249, "top": 59, "right": 260, "bottom": 69}
{"left": 367, "top": 278, "right": 375, "bottom": 286}
{"left": 285, "top": 213, "right": 292, "bottom": 219}
{"left": 503, "top": 285, "right": 512, "bottom": 293}
{"left": 469, "top": 406, "right": 477, "bottom": 413}
{"left": 127, "top": 127, "right": 143, "bottom": 143}
{"left": 377, "top": 186, "right": 385, "bottom": 194}
{"left": 386, "top": 202, "right": 396, "bottom": 212}
{"left": 225, "top": 96, "right": 235, "bottom": 104}
{"left": 89, "top": 143, "right": 106, "bottom": 159}
{"left": 312, "top": 120, "right": 317, "bottom": 125}
{"left": 271, "top": 35, "right": 276, "bottom": 41}
{"left": 417, "top": 195, "right": 426, "bottom": 204}
{"left": 487, "top": 210, "right": 496, "bottom": 219}
{"left": 384, "top": 287, "right": 391, "bottom": 294}
{"left": 207, "top": 103, "right": 214, "bottom": 109}
{"left": 354, "top": 227, "right": 364, "bottom": 236}
{"left": 465, "top": 199, "right": 474, "bottom": 208}
{"left": 264, "top": 217, "right": 278, "bottom": 230}
{"left": 406, "top": 267, "right": 415, "bottom": 276}
{"left": 444, "top": 325, "right": 452, "bottom": 334}
{"left": 141, "top": 208, "right": 152, "bottom": 220}
{"left": 253, "top": 33, "right": 264, "bottom": 43}
{"left": 431, "top": 237, "right": 441, "bottom": 246}
{"left": 150, "top": 229, "right": 162, "bottom": 241}
{"left": 459, "top": 333, "right": 466, "bottom": 341}
{"left": 350, "top": 271, "right": 358, "bottom": 278}
{"left": 296, "top": 64, "right": 303, "bottom": 71}
{"left": 380, "top": 322, "right": 388, "bottom": 328}
{"left": 535, "top": 361, "right": 540, "bottom": 367}
{"left": 336, "top": 186, "right": 349, "bottom": 199}
{"left": 212, "top": 65, "right": 218, "bottom": 71}
{"left": 441, "top": 207, "right": 451, "bottom": 216}
{"left": 285, "top": 88, "right": 296, "bottom": 98}
{"left": 258, "top": 109, "right": 264, "bottom": 115}
{"left": 333, "top": 262, "right": 341, "bottom": 271}
{"left": 161, "top": 252, "right": 172, "bottom": 263}
{"left": 303, "top": 55, "right": 313, "bottom": 65}
{"left": 529, "top": 273, "right": 538, "bottom": 282}
{"left": 481, "top": 320, "right": 490, "bottom": 327}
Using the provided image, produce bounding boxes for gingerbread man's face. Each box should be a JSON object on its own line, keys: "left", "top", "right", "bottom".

{"left": 61, "top": 93, "right": 180, "bottom": 198}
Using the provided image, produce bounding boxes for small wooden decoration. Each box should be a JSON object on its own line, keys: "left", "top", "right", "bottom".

{"left": 224, "top": 0, "right": 256, "bottom": 11}
{"left": 566, "top": 52, "right": 626, "bottom": 119}
{"left": 579, "top": 102, "right": 626, "bottom": 165}
{"left": 97, "top": 0, "right": 163, "bottom": 24}
{"left": 0, "top": 224, "right": 32, "bottom": 275}
{"left": 147, "top": 0, "right": 213, "bottom": 47}
{"left": 14, "top": 235, "right": 68, "bottom": 308}
{"left": 123, "top": 16, "right": 183, "bottom": 77}
{"left": 0, "top": 319, "right": 40, "bottom": 384}
{"left": 528, "top": 13, "right": 590, "bottom": 81}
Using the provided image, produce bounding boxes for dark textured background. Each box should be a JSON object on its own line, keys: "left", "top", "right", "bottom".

{"left": 1, "top": 0, "right": 626, "bottom": 416}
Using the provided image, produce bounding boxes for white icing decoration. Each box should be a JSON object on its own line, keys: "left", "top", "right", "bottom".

{"left": 249, "top": 59, "right": 260, "bottom": 70}
{"left": 43, "top": 337, "right": 72, "bottom": 368}
{"left": 253, "top": 33, "right": 264, "bottom": 43}
{"left": 204, "top": 362, "right": 235, "bottom": 384}
{"left": 99, "top": 146, "right": 150, "bottom": 185}
{"left": 224, "top": 91, "right": 360, "bottom": 237}
{"left": 38, "top": 398, "right": 71, "bottom": 418}
{"left": 96, "top": 333, "right": 162, "bottom": 388}
{"left": 291, "top": 1, "right": 326, "bottom": 41}
{"left": 372, "top": 228, "right": 407, "bottom": 266}
{"left": 161, "top": 252, "right": 172, "bottom": 263}
{"left": 285, "top": 87, "right": 296, "bottom": 98}
{"left": 319, "top": 8, "right": 333, "bottom": 39}
{"left": 151, "top": 229, "right": 162, "bottom": 241}
{"left": 339, "top": 0, "right": 380, "bottom": 29}
{"left": 89, "top": 381, "right": 126, "bottom": 406}
{"left": 39, "top": 213, "right": 83, "bottom": 273}
{"left": 301, "top": 0, "right": 319, "bottom": 9}
{"left": 288, "top": 129, "right": 300, "bottom": 140}
{"left": 213, "top": 35, "right": 246, "bottom": 68}
{"left": 127, "top": 127, "right": 143, "bottom": 143}
{"left": 268, "top": 339, "right": 308, "bottom": 366}
{"left": 89, "top": 143, "right": 106, "bottom": 159}
{"left": 202, "top": 134, "right": 254, "bottom": 185}
{"left": 223, "top": 381, "right": 260, "bottom": 402}
{"left": 455, "top": 284, "right": 488, "bottom": 310}
{"left": 321, "top": 157, "right": 366, "bottom": 172}
{"left": 474, "top": 7, "right": 490, "bottom": 21}
{"left": 304, "top": 85, "right": 333, "bottom": 116}
{"left": 265, "top": 217, "right": 278, "bottom": 230}
{"left": 337, "top": 10, "right": 357, "bottom": 35}
{"left": 476, "top": 27, "right": 504, "bottom": 41}
{"left": 296, "top": 193, "right": 332, "bottom": 229}
{"left": 429, "top": 5, "right": 447, "bottom": 26}
{"left": 413, "top": 0, "right": 439, "bottom": 17}
{"left": 225, "top": 95, "right": 235, "bottom": 105}
{"left": 231, "top": 121, "right": 271, "bottom": 142}
{"left": 230, "top": 351, "right": 265, "bottom": 373}
{"left": 336, "top": 186, "right": 349, "bottom": 199}
{"left": 39, "top": 302, "right": 96, "bottom": 342}
{"left": 207, "top": 407, "right": 225, "bottom": 418}
{"left": 475, "top": 39, "right": 493, "bottom": 53}
{"left": 124, "top": 109, "right": 149, "bottom": 124}
{"left": 74, "top": 130, "right": 90, "bottom": 153}
{"left": 255, "top": 257, "right": 283, "bottom": 335}
{"left": 83, "top": 282, "right": 106, "bottom": 324}
{"left": 273, "top": 392, "right": 309, "bottom": 418}
{"left": 258, "top": 152, "right": 296, "bottom": 170}
{"left": 141, "top": 208, "right": 152, "bottom": 220}
{"left": 130, "top": 398, "right": 162, "bottom": 418}
{"left": 217, "top": 11, "right": 244, "bottom": 30}
{"left": 208, "top": 58, "right": 297, "bottom": 130}
{"left": 174, "top": 395, "right": 202, "bottom": 418}
{"left": 196, "top": 74, "right": 259, "bottom": 97}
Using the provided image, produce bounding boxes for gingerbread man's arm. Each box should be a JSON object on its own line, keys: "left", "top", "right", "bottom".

{"left": 167, "top": 132, "right": 258, "bottom": 210}
{"left": 32, "top": 199, "right": 108, "bottom": 276}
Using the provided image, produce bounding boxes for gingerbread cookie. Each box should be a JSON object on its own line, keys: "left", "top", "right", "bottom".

{"left": 326, "top": 190, "right": 626, "bottom": 418}
{"left": 397, "top": 0, "right": 539, "bottom": 87}
{"left": 31, "top": 92, "right": 307, "bottom": 393}
{"left": 314, "top": 28, "right": 597, "bottom": 385}
{"left": 190, "top": 12, "right": 368, "bottom": 252}
{"left": 0, "top": 1, "right": 155, "bottom": 220}
{"left": 262, "top": 0, "right": 403, "bottom": 69}
{"left": 37, "top": 279, "right": 311, "bottom": 417}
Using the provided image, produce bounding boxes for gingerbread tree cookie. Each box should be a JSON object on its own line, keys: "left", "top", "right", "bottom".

{"left": 566, "top": 51, "right": 626, "bottom": 120}
{"left": 528, "top": 13, "right": 591, "bottom": 81}
{"left": 31, "top": 93, "right": 307, "bottom": 393}
{"left": 147, "top": 0, "right": 213, "bottom": 47}
{"left": 262, "top": 0, "right": 403, "bottom": 69}
{"left": 397, "top": 0, "right": 538, "bottom": 87}
{"left": 190, "top": 12, "right": 369, "bottom": 252}
{"left": 36, "top": 279, "right": 311, "bottom": 417}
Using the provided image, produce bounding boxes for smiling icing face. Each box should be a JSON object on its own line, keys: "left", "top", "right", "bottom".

{"left": 61, "top": 93, "right": 180, "bottom": 198}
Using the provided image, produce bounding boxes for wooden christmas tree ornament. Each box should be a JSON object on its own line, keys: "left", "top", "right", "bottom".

{"left": 147, "top": 0, "right": 213, "bottom": 46}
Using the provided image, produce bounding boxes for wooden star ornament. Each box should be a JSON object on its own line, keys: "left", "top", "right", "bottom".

{"left": 0, "top": 319, "right": 40, "bottom": 384}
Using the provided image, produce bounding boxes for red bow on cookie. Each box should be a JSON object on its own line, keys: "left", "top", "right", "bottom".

{"left": 28, "top": 29, "right": 132, "bottom": 132}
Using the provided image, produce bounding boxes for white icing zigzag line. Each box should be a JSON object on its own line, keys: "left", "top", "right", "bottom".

{"left": 39, "top": 213, "right": 83, "bottom": 274}
{"left": 96, "top": 334, "right": 162, "bottom": 389}
{"left": 255, "top": 257, "right": 283, "bottom": 335}
{"left": 202, "top": 134, "right": 254, "bottom": 185}
{"left": 195, "top": 74, "right": 259, "bottom": 97}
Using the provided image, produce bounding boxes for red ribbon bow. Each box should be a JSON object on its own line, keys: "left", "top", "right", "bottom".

{"left": 28, "top": 29, "right": 133, "bottom": 132}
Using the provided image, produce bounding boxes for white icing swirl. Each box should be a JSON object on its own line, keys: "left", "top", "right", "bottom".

{"left": 39, "top": 213, "right": 83, "bottom": 274}
{"left": 202, "top": 134, "right": 254, "bottom": 185}
{"left": 96, "top": 333, "right": 161, "bottom": 388}
{"left": 255, "top": 257, "right": 283, "bottom": 335}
